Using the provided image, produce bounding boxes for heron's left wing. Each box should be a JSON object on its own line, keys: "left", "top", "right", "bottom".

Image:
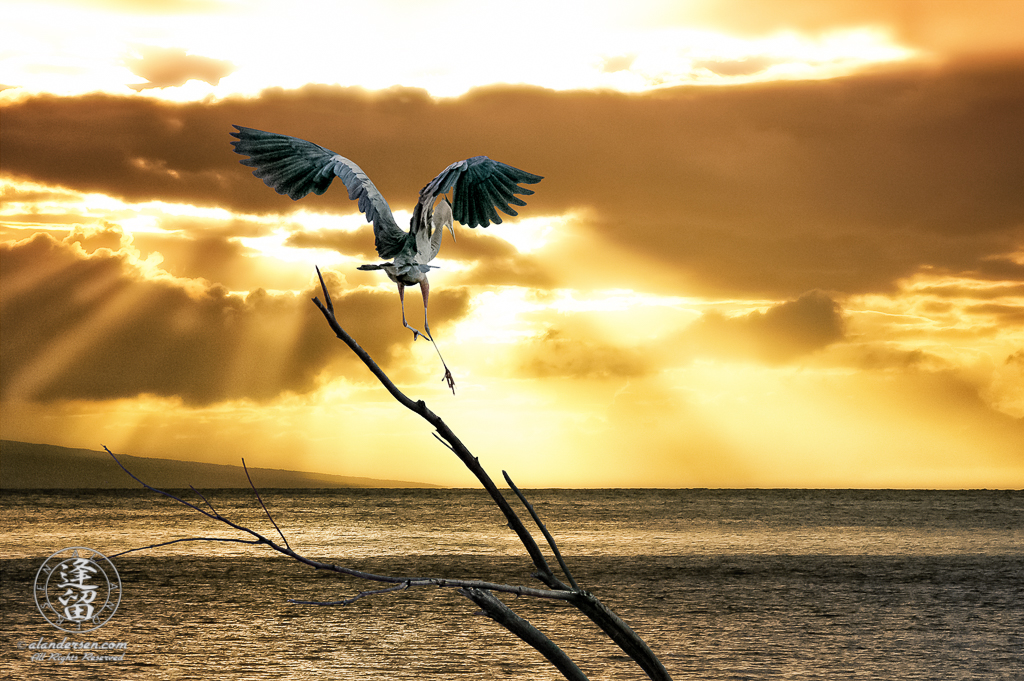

{"left": 418, "top": 156, "right": 543, "bottom": 228}
{"left": 230, "top": 126, "right": 407, "bottom": 259}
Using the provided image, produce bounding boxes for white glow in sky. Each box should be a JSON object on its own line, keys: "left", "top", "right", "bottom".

{"left": 2, "top": 0, "right": 917, "bottom": 100}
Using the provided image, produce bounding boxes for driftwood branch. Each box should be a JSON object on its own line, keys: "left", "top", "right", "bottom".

{"left": 312, "top": 267, "right": 567, "bottom": 591}
{"left": 103, "top": 267, "right": 672, "bottom": 681}
{"left": 109, "top": 536, "right": 262, "bottom": 557}
{"left": 460, "top": 587, "right": 589, "bottom": 681}
{"left": 288, "top": 582, "right": 411, "bottom": 607}
{"left": 311, "top": 267, "right": 672, "bottom": 680}
{"left": 104, "top": 446, "right": 577, "bottom": 603}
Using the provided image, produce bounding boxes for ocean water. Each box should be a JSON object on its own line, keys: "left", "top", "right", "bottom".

{"left": 1, "top": 488, "right": 1022, "bottom": 680}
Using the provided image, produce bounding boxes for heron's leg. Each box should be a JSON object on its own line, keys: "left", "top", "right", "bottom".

{"left": 398, "top": 282, "right": 424, "bottom": 340}
{"left": 420, "top": 277, "right": 432, "bottom": 340}
{"left": 419, "top": 276, "right": 456, "bottom": 394}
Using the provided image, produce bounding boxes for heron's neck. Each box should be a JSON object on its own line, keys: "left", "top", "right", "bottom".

{"left": 426, "top": 221, "right": 445, "bottom": 260}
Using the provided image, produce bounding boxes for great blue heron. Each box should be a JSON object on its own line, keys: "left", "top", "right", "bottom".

{"left": 230, "top": 125, "right": 543, "bottom": 392}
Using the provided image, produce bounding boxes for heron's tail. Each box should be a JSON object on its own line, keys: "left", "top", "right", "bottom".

{"left": 357, "top": 263, "right": 387, "bottom": 271}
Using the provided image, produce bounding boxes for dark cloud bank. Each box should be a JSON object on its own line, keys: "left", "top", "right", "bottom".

{"left": 516, "top": 290, "right": 846, "bottom": 378}
{"left": 683, "top": 290, "right": 845, "bottom": 363}
{"left": 4, "top": 58, "right": 1023, "bottom": 299}
{"left": 3, "top": 58, "right": 1022, "bottom": 406}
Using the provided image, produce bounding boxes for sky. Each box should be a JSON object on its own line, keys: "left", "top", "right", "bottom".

{"left": 2, "top": 0, "right": 1023, "bottom": 488}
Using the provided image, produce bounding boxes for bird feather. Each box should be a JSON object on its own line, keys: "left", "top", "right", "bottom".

{"left": 231, "top": 126, "right": 408, "bottom": 259}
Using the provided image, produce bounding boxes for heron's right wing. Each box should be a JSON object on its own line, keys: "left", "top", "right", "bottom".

{"left": 419, "top": 156, "right": 543, "bottom": 228}
{"left": 230, "top": 126, "right": 407, "bottom": 259}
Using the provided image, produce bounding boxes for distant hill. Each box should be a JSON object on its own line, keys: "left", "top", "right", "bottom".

{"left": 0, "top": 440, "right": 436, "bottom": 489}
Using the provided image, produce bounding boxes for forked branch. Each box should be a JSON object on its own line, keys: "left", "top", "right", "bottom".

{"left": 104, "top": 445, "right": 576, "bottom": 603}
{"left": 103, "top": 268, "right": 672, "bottom": 681}
{"left": 311, "top": 267, "right": 671, "bottom": 681}
{"left": 504, "top": 471, "right": 580, "bottom": 591}
{"left": 312, "top": 267, "right": 567, "bottom": 591}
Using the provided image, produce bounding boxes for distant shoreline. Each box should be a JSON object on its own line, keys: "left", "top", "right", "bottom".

{"left": 0, "top": 440, "right": 438, "bottom": 489}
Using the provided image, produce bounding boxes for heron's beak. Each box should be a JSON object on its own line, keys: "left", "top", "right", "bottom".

{"left": 447, "top": 223, "right": 456, "bottom": 244}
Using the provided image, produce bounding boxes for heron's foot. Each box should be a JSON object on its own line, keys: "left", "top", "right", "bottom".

{"left": 441, "top": 366, "right": 456, "bottom": 394}
{"left": 404, "top": 322, "right": 426, "bottom": 341}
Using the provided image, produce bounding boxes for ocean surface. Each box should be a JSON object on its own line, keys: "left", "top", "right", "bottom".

{"left": 1, "top": 488, "right": 1022, "bottom": 680}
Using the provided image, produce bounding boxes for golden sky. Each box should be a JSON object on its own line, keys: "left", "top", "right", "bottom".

{"left": 2, "top": 0, "right": 1023, "bottom": 487}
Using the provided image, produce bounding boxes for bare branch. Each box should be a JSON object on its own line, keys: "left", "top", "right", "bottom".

{"left": 105, "top": 445, "right": 289, "bottom": 553}
{"left": 104, "top": 268, "right": 674, "bottom": 681}
{"left": 504, "top": 471, "right": 580, "bottom": 591}
{"left": 104, "top": 449, "right": 578, "bottom": 603}
{"left": 109, "top": 537, "right": 262, "bottom": 558}
{"left": 460, "top": 588, "right": 589, "bottom": 681}
{"left": 312, "top": 273, "right": 568, "bottom": 591}
{"left": 315, "top": 265, "right": 334, "bottom": 314}
{"left": 242, "top": 457, "right": 290, "bottom": 551}
{"left": 311, "top": 282, "right": 416, "bottom": 412}
{"left": 288, "top": 582, "right": 410, "bottom": 606}
{"left": 568, "top": 592, "right": 673, "bottom": 681}
{"left": 189, "top": 485, "right": 220, "bottom": 516}
{"left": 310, "top": 270, "right": 673, "bottom": 679}
{"left": 105, "top": 446, "right": 221, "bottom": 522}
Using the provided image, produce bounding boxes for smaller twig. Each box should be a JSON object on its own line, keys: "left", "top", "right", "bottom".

{"left": 432, "top": 431, "right": 456, "bottom": 453}
{"left": 504, "top": 471, "right": 580, "bottom": 591}
{"left": 109, "top": 537, "right": 262, "bottom": 558}
{"left": 315, "top": 265, "right": 334, "bottom": 314}
{"left": 104, "top": 446, "right": 220, "bottom": 522}
{"left": 242, "top": 457, "right": 290, "bottom": 551}
{"left": 105, "top": 446, "right": 276, "bottom": 551}
{"left": 288, "top": 582, "right": 411, "bottom": 606}
{"left": 190, "top": 485, "right": 220, "bottom": 516}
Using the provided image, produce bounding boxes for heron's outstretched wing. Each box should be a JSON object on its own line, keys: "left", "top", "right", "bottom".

{"left": 230, "top": 126, "right": 407, "bottom": 259}
{"left": 418, "top": 156, "right": 543, "bottom": 228}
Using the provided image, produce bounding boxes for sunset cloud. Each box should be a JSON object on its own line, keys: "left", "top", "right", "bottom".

{"left": 516, "top": 330, "right": 653, "bottom": 380}
{"left": 5, "top": 59, "right": 1022, "bottom": 300}
{"left": 2, "top": 1, "right": 1022, "bottom": 487}
{"left": 672, "top": 0, "right": 1024, "bottom": 57}
{"left": 682, "top": 290, "right": 845, "bottom": 363}
{"left": 124, "top": 46, "right": 235, "bottom": 91}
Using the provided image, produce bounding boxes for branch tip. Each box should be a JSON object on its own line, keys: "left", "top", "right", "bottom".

{"left": 242, "top": 457, "right": 290, "bottom": 551}
{"left": 504, "top": 472, "right": 580, "bottom": 592}
{"left": 315, "top": 265, "right": 334, "bottom": 314}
